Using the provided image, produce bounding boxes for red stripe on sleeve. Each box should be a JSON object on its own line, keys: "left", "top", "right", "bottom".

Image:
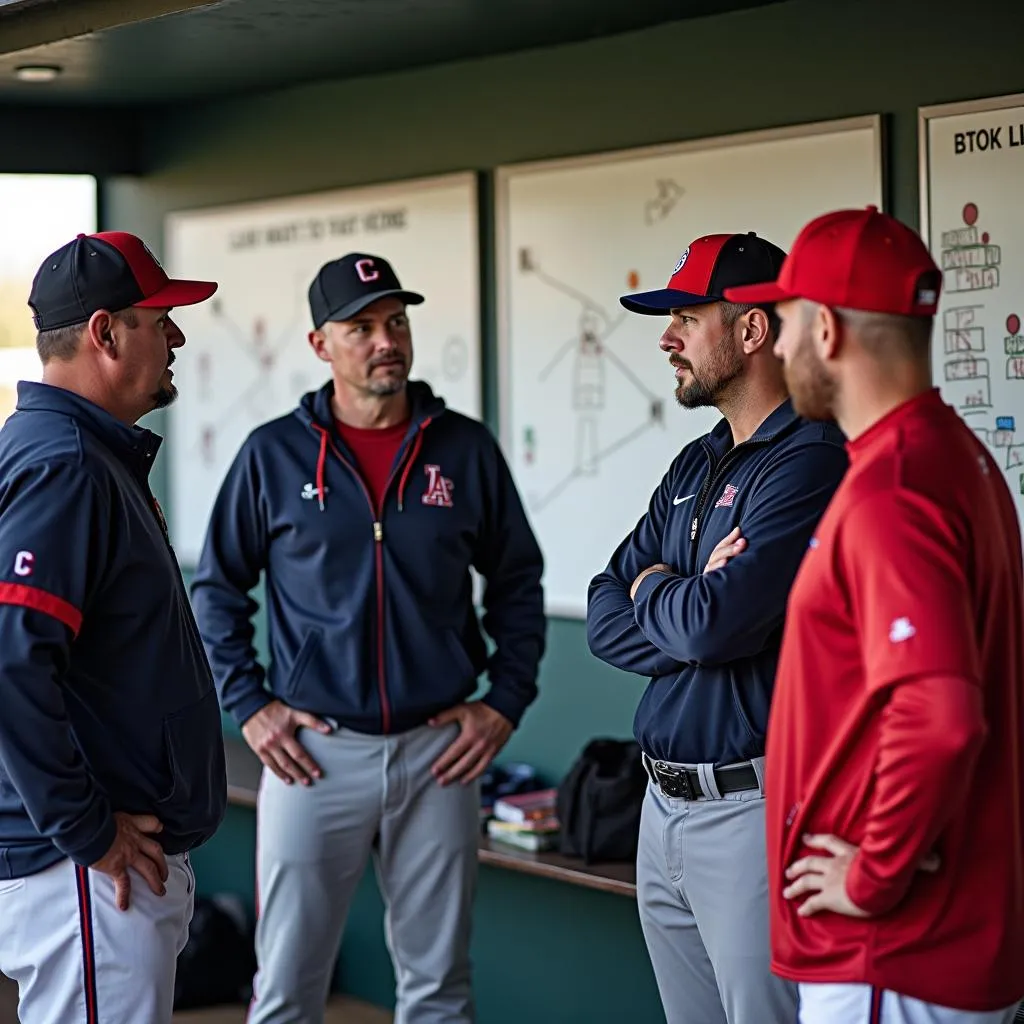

{"left": 0, "top": 582, "right": 83, "bottom": 637}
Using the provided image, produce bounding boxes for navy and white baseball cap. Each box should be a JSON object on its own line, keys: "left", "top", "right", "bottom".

{"left": 29, "top": 231, "right": 218, "bottom": 331}
{"left": 308, "top": 253, "right": 424, "bottom": 329}
{"left": 621, "top": 232, "right": 787, "bottom": 315}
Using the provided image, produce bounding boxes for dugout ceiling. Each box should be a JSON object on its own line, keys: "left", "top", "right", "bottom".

{"left": 0, "top": 0, "right": 788, "bottom": 106}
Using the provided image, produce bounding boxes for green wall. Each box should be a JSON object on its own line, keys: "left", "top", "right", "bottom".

{"left": 102, "top": 0, "right": 1024, "bottom": 1018}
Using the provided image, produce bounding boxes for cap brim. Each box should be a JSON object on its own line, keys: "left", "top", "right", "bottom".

{"left": 322, "top": 289, "right": 425, "bottom": 324}
{"left": 721, "top": 282, "right": 792, "bottom": 305}
{"left": 619, "top": 289, "right": 719, "bottom": 315}
{"left": 137, "top": 279, "right": 219, "bottom": 308}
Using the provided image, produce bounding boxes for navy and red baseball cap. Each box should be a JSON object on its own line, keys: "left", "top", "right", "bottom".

{"left": 28, "top": 231, "right": 218, "bottom": 331}
{"left": 620, "top": 232, "right": 787, "bottom": 315}
{"left": 724, "top": 206, "right": 942, "bottom": 316}
{"left": 309, "top": 252, "right": 424, "bottom": 329}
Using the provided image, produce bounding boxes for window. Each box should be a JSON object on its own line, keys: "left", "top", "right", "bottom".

{"left": 0, "top": 174, "right": 97, "bottom": 424}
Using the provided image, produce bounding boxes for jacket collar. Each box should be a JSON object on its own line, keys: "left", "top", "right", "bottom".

{"left": 297, "top": 378, "right": 447, "bottom": 434}
{"left": 16, "top": 381, "right": 162, "bottom": 478}
{"left": 705, "top": 397, "right": 799, "bottom": 459}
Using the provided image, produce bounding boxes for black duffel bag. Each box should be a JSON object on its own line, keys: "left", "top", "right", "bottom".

{"left": 556, "top": 738, "right": 648, "bottom": 864}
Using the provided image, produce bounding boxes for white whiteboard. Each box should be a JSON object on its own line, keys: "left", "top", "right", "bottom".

{"left": 498, "top": 117, "right": 883, "bottom": 618}
{"left": 165, "top": 172, "right": 481, "bottom": 564}
{"left": 919, "top": 93, "right": 1024, "bottom": 535}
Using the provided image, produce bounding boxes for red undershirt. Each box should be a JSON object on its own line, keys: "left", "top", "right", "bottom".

{"left": 334, "top": 418, "right": 410, "bottom": 510}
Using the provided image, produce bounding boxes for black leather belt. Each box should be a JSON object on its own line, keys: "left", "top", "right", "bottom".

{"left": 643, "top": 754, "right": 759, "bottom": 801}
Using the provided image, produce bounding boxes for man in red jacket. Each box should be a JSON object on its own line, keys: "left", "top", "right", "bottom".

{"left": 725, "top": 206, "right": 1024, "bottom": 1024}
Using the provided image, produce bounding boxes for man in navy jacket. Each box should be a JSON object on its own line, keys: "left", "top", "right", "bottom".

{"left": 192, "top": 252, "right": 545, "bottom": 1024}
{"left": 0, "top": 232, "right": 226, "bottom": 1024}
{"left": 587, "top": 232, "right": 847, "bottom": 1024}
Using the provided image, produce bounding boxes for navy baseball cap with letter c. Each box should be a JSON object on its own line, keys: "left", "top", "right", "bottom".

{"left": 309, "top": 253, "right": 424, "bottom": 329}
{"left": 620, "top": 231, "right": 787, "bottom": 315}
{"left": 29, "top": 231, "right": 218, "bottom": 331}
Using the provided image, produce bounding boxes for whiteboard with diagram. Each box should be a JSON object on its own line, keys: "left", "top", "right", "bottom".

{"left": 497, "top": 117, "right": 883, "bottom": 618}
{"left": 164, "top": 172, "right": 481, "bottom": 564}
{"left": 919, "top": 92, "right": 1024, "bottom": 538}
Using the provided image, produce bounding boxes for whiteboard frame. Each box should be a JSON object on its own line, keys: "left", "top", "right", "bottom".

{"left": 917, "top": 91, "right": 1024, "bottom": 248}
{"left": 494, "top": 115, "right": 883, "bottom": 618}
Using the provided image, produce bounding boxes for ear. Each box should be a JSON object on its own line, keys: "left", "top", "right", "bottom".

{"left": 739, "top": 307, "right": 772, "bottom": 355}
{"left": 85, "top": 310, "right": 117, "bottom": 358}
{"left": 815, "top": 305, "right": 844, "bottom": 362}
{"left": 307, "top": 328, "right": 331, "bottom": 363}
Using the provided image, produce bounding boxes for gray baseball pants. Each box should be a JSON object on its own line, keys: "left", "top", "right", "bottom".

{"left": 0, "top": 852, "right": 195, "bottom": 1024}
{"left": 636, "top": 758, "right": 799, "bottom": 1024}
{"left": 247, "top": 720, "right": 480, "bottom": 1024}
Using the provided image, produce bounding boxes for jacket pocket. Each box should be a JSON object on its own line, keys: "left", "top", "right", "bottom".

{"left": 444, "top": 628, "right": 478, "bottom": 681}
{"left": 157, "top": 687, "right": 226, "bottom": 832}
{"left": 284, "top": 629, "right": 323, "bottom": 698}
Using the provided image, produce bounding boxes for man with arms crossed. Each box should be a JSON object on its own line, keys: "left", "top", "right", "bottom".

{"left": 0, "top": 232, "right": 226, "bottom": 1024}
{"left": 725, "top": 205, "right": 1024, "bottom": 1023}
{"left": 192, "top": 252, "right": 545, "bottom": 1024}
{"left": 587, "top": 231, "right": 848, "bottom": 1024}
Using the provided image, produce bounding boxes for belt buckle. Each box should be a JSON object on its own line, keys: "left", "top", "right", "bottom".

{"left": 654, "top": 761, "right": 699, "bottom": 800}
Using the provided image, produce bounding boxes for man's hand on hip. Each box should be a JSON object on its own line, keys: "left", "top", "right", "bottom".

{"left": 91, "top": 812, "right": 168, "bottom": 912}
{"left": 783, "top": 833, "right": 941, "bottom": 918}
{"left": 428, "top": 701, "right": 513, "bottom": 786}
{"left": 242, "top": 699, "right": 332, "bottom": 786}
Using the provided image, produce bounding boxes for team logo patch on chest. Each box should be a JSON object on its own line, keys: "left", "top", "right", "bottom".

{"left": 714, "top": 483, "right": 738, "bottom": 509}
{"left": 422, "top": 464, "right": 454, "bottom": 508}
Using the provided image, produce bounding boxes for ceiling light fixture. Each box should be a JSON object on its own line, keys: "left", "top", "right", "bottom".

{"left": 14, "top": 65, "right": 61, "bottom": 83}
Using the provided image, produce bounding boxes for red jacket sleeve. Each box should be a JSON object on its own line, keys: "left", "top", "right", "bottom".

{"left": 840, "top": 491, "right": 987, "bottom": 914}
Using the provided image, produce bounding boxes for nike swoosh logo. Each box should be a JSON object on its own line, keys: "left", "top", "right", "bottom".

{"left": 673, "top": 493, "right": 695, "bottom": 506}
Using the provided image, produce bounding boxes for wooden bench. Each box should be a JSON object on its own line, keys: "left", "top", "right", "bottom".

{"left": 224, "top": 737, "right": 636, "bottom": 898}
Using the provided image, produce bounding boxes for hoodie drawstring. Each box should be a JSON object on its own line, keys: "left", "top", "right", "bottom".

{"left": 314, "top": 426, "right": 328, "bottom": 511}
{"left": 397, "top": 423, "right": 428, "bottom": 511}
{"left": 312, "top": 415, "right": 432, "bottom": 514}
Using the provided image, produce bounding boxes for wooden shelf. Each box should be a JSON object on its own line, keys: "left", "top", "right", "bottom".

{"left": 224, "top": 736, "right": 260, "bottom": 808}
{"left": 223, "top": 737, "right": 636, "bottom": 898}
{"left": 478, "top": 836, "right": 635, "bottom": 897}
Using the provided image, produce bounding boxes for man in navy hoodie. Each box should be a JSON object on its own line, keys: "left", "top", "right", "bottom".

{"left": 0, "top": 232, "right": 226, "bottom": 1024}
{"left": 587, "top": 232, "right": 848, "bottom": 1024}
{"left": 192, "top": 252, "right": 545, "bottom": 1023}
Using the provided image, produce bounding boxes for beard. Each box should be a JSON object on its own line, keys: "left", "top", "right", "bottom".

{"left": 151, "top": 351, "right": 177, "bottom": 409}
{"left": 672, "top": 345, "right": 744, "bottom": 409}
{"left": 365, "top": 351, "right": 409, "bottom": 396}
{"left": 785, "top": 334, "right": 836, "bottom": 421}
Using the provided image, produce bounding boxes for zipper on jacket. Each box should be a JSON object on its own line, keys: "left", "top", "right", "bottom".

{"left": 322, "top": 426, "right": 427, "bottom": 735}
{"left": 687, "top": 431, "right": 780, "bottom": 570}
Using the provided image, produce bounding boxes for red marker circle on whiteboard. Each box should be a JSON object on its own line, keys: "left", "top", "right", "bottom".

{"left": 1008, "top": 314, "right": 1021, "bottom": 336}
{"left": 963, "top": 202, "right": 979, "bottom": 226}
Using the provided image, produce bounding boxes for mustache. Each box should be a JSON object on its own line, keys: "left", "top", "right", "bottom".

{"left": 369, "top": 352, "right": 406, "bottom": 370}
{"left": 167, "top": 351, "right": 176, "bottom": 368}
{"left": 669, "top": 355, "right": 692, "bottom": 371}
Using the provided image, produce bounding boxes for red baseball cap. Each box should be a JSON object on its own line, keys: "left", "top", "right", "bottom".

{"left": 724, "top": 206, "right": 941, "bottom": 316}
{"left": 29, "top": 231, "right": 218, "bottom": 331}
{"left": 620, "top": 231, "right": 787, "bottom": 315}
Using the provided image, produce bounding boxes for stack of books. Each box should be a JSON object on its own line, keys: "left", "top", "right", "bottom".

{"left": 485, "top": 787, "right": 560, "bottom": 852}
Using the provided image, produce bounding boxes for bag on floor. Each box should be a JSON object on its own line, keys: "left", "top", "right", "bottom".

{"left": 174, "top": 894, "right": 256, "bottom": 1010}
{"left": 556, "top": 738, "right": 647, "bottom": 864}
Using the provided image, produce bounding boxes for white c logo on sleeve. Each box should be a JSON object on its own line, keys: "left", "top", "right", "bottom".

{"left": 355, "top": 258, "right": 380, "bottom": 283}
{"left": 13, "top": 551, "right": 34, "bottom": 577}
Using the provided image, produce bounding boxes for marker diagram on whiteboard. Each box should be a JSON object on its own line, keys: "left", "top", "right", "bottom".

{"left": 165, "top": 173, "right": 480, "bottom": 565}
{"left": 519, "top": 249, "right": 665, "bottom": 511}
{"left": 923, "top": 95, "right": 1024, "bottom": 526}
{"left": 940, "top": 202, "right": 1024, "bottom": 475}
{"left": 500, "top": 118, "right": 883, "bottom": 617}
